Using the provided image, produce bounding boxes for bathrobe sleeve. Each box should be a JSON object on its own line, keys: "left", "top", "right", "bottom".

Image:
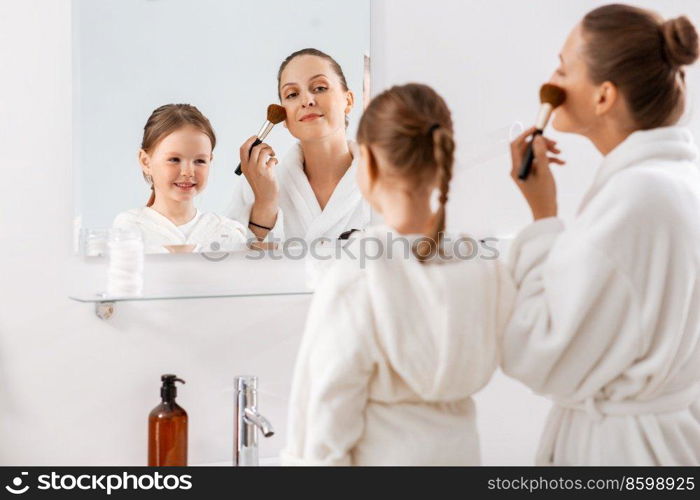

{"left": 112, "top": 212, "right": 139, "bottom": 233}
{"left": 494, "top": 259, "right": 517, "bottom": 349}
{"left": 501, "top": 217, "right": 644, "bottom": 401}
{"left": 281, "top": 269, "right": 378, "bottom": 466}
{"left": 112, "top": 211, "right": 168, "bottom": 254}
{"left": 225, "top": 178, "right": 285, "bottom": 242}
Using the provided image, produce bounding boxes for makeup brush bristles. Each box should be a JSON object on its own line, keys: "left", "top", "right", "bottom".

{"left": 540, "top": 83, "right": 566, "bottom": 108}
{"left": 267, "top": 104, "right": 287, "bottom": 124}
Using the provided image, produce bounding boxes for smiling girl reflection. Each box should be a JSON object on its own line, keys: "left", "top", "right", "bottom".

{"left": 113, "top": 104, "right": 247, "bottom": 254}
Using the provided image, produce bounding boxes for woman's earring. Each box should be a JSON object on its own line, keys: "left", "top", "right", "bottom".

{"left": 145, "top": 174, "right": 153, "bottom": 186}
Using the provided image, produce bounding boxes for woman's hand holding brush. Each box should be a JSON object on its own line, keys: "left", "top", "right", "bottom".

{"left": 240, "top": 136, "right": 280, "bottom": 238}
{"left": 510, "top": 126, "right": 565, "bottom": 221}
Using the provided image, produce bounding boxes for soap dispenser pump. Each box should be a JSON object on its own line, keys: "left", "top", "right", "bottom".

{"left": 148, "top": 374, "right": 187, "bottom": 466}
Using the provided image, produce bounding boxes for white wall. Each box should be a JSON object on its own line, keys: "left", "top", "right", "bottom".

{"left": 2, "top": 0, "right": 700, "bottom": 466}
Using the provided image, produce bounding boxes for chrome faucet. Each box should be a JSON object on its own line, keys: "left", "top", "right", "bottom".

{"left": 234, "top": 376, "right": 274, "bottom": 466}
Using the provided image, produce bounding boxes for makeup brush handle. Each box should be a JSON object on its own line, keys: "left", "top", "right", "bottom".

{"left": 235, "top": 138, "right": 263, "bottom": 176}
{"left": 517, "top": 129, "right": 543, "bottom": 180}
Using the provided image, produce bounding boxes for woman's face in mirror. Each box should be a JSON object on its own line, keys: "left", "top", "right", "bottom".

{"left": 279, "top": 55, "right": 354, "bottom": 142}
{"left": 140, "top": 126, "right": 212, "bottom": 205}
{"left": 550, "top": 23, "right": 600, "bottom": 135}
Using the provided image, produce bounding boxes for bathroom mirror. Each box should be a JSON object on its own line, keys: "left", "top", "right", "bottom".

{"left": 72, "top": 0, "right": 371, "bottom": 254}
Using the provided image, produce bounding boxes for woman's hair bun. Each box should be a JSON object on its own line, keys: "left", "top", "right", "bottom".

{"left": 661, "top": 15, "right": 699, "bottom": 67}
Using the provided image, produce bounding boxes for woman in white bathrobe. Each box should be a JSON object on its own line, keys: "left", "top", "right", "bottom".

{"left": 113, "top": 104, "right": 247, "bottom": 254}
{"left": 282, "top": 84, "right": 515, "bottom": 465}
{"left": 228, "top": 48, "right": 371, "bottom": 243}
{"left": 502, "top": 5, "right": 700, "bottom": 465}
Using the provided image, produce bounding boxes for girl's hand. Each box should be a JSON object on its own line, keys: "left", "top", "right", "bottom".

{"left": 240, "top": 136, "right": 279, "bottom": 236}
{"left": 510, "top": 126, "right": 564, "bottom": 220}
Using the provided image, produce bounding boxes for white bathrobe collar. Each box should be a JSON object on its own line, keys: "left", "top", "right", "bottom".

{"left": 578, "top": 126, "right": 698, "bottom": 215}
{"left": 280, "top": 140, "right": 364, "bottom": 241}
{"left": 120, "top": 207, "right": 243, "bottom": 252}
{"left": 141, "top": 207, "right": 191, "bottom": 241}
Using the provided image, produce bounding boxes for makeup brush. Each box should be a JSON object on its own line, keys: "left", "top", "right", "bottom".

{"left": 518, "top": 83, "right": 566, "bottom": 180}
{"left": 235, "top": 104, "right": 287, "bottom": 176}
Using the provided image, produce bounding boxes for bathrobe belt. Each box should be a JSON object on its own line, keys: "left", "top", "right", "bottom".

{"left": 554, "top": 382, "right": 700, "bottom": 422}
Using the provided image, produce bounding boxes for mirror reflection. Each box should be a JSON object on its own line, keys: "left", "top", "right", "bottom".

{"left": 73, "top": 0, "right": 371, "bottom": 254}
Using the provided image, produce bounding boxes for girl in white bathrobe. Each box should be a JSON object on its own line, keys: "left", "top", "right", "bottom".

{"left": 228, "top": 48, "right": 371, "bottom": 243}
{"left": 281, "top": 84, "right": 515, "bottom": 465}
{"left": 503, "top": 5, "right": 700, "bottom": 465}
{"left": 113, "top": 104, "right": 247, "bottom": 254}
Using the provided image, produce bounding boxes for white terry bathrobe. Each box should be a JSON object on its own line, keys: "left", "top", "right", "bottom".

{"left": 112, "top": 207, "right": 247, "bottom": 254}
{"left": 281, "top": 226, "right": 515, "bottom": 465}
{"left": 502, "top": 126, "right": 700, "bottom": 465}
{"left": 226, "top": 141, "right": 371, "bottom": 242}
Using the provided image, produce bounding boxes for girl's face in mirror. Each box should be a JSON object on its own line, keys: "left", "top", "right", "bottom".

{"left": 140, "top": 126, "right": 212, "bottom": 205}
{"left": 550, "top": 24, "right": 600, "bottom": 135}
{"left": 279, "top": 55, "right": 354, "bottom": 142}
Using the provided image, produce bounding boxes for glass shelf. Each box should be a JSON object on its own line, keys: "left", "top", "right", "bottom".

{"left": 69, "top": 290, "right": 313, "bottom": 320}
{"left": 69, "top": 290, "right": 313, "bottom": 303}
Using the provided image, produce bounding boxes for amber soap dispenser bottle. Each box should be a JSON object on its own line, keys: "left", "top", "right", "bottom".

{"left": 148, "top": 374, "right": 187, "bottom": 466}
